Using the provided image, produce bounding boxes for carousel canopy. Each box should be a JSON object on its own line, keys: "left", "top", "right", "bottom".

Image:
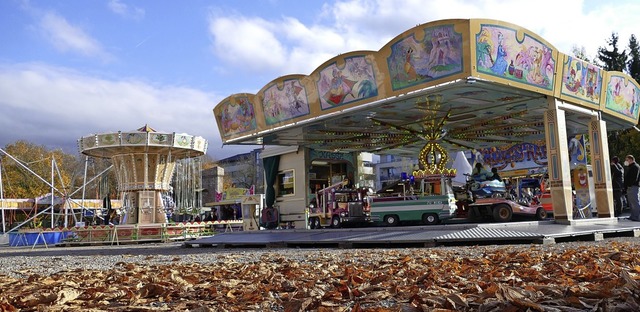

{"left": 78, "top": 124, "right": 208, "bottom": 159}
{"left": 213, "top": 19, "right": 640, "bottom": 158}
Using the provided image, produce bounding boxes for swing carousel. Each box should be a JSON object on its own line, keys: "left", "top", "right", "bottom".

{"left": 78, "top": 125, "right": 208, "bottom": 225}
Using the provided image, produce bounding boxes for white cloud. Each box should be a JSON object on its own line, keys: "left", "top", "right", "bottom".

{"left": 107, "top": 0, "right": 145, "bottom": 20}
{"left": 0, "top": 63, "right": 251, "bottom": 160}
{"left": 38, "top": 11, "right": 113, "bottom": 62}
{"left": 208, "top": 14, "right": 287, "bottom": 72}
{"left": 207, "top": 12, "right": 352, "bottom": 77}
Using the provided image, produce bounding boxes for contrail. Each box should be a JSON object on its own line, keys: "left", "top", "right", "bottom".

{"left": 135, "top": 36, "right": 151, "bottom": 48}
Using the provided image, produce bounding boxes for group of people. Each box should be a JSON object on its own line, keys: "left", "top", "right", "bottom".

{"left": 472, "top": 163, "right": 501, "bottom": 181}
{"left": 611, "top": 155, "right": 640, "bottom": 220}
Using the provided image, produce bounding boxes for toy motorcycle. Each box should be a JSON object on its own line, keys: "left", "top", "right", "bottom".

{"left": 465, "top": 173, "right": 507, "bottom": 199}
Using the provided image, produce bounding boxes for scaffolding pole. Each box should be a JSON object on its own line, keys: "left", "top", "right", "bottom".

{"left": 50, "top": 158, "right": 54, "bottom": 229}
{"left": 1, "top": 158, "right": 5, "bottom": 233}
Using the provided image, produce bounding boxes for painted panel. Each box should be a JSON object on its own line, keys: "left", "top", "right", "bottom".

{"left": 316, "top": 55, "right": 378, "bottom": 110}
{"left": 591, "top": 131, "right": 600, "bottom": 155}
{"left": 149, "top": 133, "right": 172, "bottom": 146}
{"left": 81, "top": 135, "right": 97, "bottom": 149}
{"left": 173, "top": 134, "right": 192, "bottom": 148}
{"left": 604, "top": 74, "right": 640, "bottom": 122}
{"left": 387, "top": 24, "right": 463, "bottom": 91}
{"left": 469, "top": 135, "right": 586, "bottom": 172}
{"left": 263, "top": 79, "right": 311, "bottom": 125}
{"left": 475, "top": 24, "right": 555, "bottom": 90}
{"left": 560, "top": 55, "right": 603, "bottom": 107}
{"left": 121, "top": 132, "right": 147, "bottom": 145}
{"left": 551, "top": 155, "right": 558, "bottom": 180}
{"left": 470, "top": 141, "right": 547, "bottom": 171}
{"left": 595, "top": 160, "right": 603, "bottom": 183}
{"left": 548, "top": 122, "right": 556, "bottom": 149}
{"left": 98, "top": 133, "right": 119, "bottom": 146}
{"left": 192, "top": 137, "right": 207, "bottom": 153}
{"left": 216, "top": 96, "right": 257, "bottom": 138}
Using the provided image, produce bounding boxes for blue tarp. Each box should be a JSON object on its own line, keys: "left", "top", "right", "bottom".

{"left": 9, "top": 232, "right": 72, "bottom": 246}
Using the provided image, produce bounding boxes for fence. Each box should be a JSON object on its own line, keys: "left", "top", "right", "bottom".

{"left": 7, "top": 220, "right": 243, "bottom": 247}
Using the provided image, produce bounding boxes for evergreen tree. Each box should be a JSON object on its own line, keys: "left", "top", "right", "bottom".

{"left": 628, "top": 34, "right": 640, "bottom": 83}
{"left": 597, "top": 32, "right": 627, "bottom": 71}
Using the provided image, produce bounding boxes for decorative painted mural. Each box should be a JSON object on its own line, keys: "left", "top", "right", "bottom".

{"left": 605, "top": 75, "right": 640, "bottom": 120}
{"left": 387, "top": 24, "right": 463, "bottom": 91}
{"left": 219, "top": 96, "right": 257, "bottom": 137}
{"left": 476, "top": 24, "right": 555, "bottom": 90}
{"left": 470, "top": 135, "right": 586, "bottom": 172}
{"left": 471, "top": 140, "right": 548, "bottom": 171}
{"left": 561, "top": 56, "right": 603, "bottom": 104}
{"left": 317, "top": 56, "right": 378, "bottom": 110}
{"left": 263, "top": 79, "right": 310, "bottom": 126}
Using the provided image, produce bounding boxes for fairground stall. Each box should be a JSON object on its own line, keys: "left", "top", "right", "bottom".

{"left": 203, "top": 186, "right": 264, "bottom": 231}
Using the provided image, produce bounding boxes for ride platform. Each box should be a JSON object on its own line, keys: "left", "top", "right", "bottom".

{"left": 185, "top": 217, "right": 640, "bottom": 249}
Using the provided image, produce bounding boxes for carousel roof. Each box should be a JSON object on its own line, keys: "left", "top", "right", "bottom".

{"left": 77, "top": 124, "right": 208, "bottom": 158}
{"left": 213, "top": 19, "right": 640, "bottom": 157}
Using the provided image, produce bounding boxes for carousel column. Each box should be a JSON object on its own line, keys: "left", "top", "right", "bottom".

{"left": 588, "top": 118, "right": 614, "bottom": 218}
{"left": 154, "top": 191, "right": 168, "bottom": 223}
{"left": 125, "top": 191, "right": 138, "bottom": 224}
{"left": 544, "top": 102, "right": 574, "bottom": 222}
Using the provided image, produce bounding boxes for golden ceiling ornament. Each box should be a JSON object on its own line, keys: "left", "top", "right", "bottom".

{"left": 412, "top": 94, "right": 456, "bottom": 177}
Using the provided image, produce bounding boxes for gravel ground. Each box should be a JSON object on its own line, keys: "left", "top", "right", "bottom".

{"left": 0, "top": 236, "right": 638, "bottom": 278}
{"left": 2, "top": 237, "right": 640, "bottom": 311}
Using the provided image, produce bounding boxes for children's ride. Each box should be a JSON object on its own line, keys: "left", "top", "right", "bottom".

{"left": 455, "top": 174, "right": 546, "bottom": 222}
{"left": 510, "top": 178, "right": 542, "bottom": 206}
{"left": 370, "top": 176, "right": 458, "bottom": 226}
{"left": 466, "top": 173, "right": 507, "bottom": 199}
{"left": 307, "top": 180, "right": 372, "bottom": 229}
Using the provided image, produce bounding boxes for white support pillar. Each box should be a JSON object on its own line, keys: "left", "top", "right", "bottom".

{"left": 544, "top": 100, "right": 574, "bottom": 222}
{"left": 589, "top": 118, "right": 615, "bottom": 218}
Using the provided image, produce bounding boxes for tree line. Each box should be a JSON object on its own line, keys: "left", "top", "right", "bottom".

{"left": 0, "top": 140, "right": 114, "bottom": 199}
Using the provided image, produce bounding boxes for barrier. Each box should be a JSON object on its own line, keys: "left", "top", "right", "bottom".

{"left": 5, "top": 221, "right": 244, "bottom": 247}
{"left": 209, "top": 220, "right": 243, "bottom": 232}
{"left": 163, "top": 220, "right": 242, "bottom": 241}
{"left": 136, "top": 224, "right": 163, "bottom": 241}
{"left": 72, "top": 225, "right": 115, "bottom": 243}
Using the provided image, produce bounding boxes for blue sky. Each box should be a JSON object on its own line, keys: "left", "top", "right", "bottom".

{"left": 1, "top": 0, "right": 639, "bottom": 160}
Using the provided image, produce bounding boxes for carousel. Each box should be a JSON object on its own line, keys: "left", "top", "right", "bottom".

{"left": 213, "top": 18, "right": 640, "bottom": 223}
{"left": 78, "top": 124, "right": 208, "bottom": 225}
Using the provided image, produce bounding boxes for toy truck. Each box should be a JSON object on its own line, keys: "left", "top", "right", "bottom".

{"left": 307, "top": 180, "right": 372, "bottom": 229}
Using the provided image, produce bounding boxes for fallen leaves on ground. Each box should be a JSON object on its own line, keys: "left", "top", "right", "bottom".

{"left": 2, "top": 241, "right": 640, "bottom": 311}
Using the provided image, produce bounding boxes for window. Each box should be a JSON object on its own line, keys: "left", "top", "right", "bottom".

{"left": 278, "top": 170, "right": 295, "bottom": 196}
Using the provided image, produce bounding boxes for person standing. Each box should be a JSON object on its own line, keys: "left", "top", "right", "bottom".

{"left": 624, "top": 155, "right": 640, "bottom": 221}
{"left": 489, "top": 167, "right": 501, "bottom": 181}
{"left": 610, "top": 156, "right": 624, "bottom": 217}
